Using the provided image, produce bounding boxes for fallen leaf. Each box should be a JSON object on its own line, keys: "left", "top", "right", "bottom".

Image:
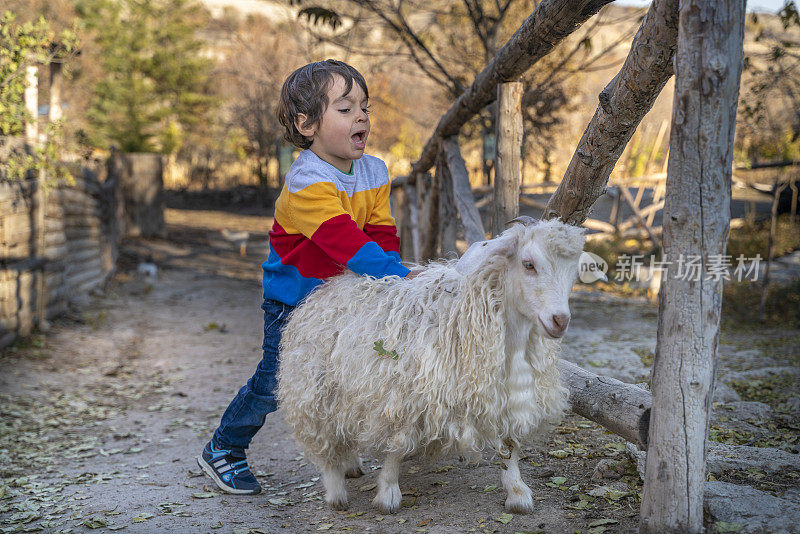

{"left": 359, "top": 483, "right": 377, "bottom": 492}
{"left": 132, "top": 512, "right": 154, "bottom": 522}
{"left": 82, "top": 517, "right": 108, "bottom": 529}
{"left": 317, "top": 524, "right": 333, "bottom": 530}
{"left": 345, "top": 511, "right": 366, "bottom": 518}
{"left": 483, "top": 485, "right": 498, "bottom": 493}
{"left": 192, "top": 492, "right": 218, "bottom": 499}
{"left": 589, "top": 519, "right": 619, "bottom": 527}
{"left": 496, "top": 513, "right": 513, "bottom": 524}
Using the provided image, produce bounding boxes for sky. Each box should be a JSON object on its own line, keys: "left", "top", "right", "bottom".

{"left": 617, "top": 0, "right": 792, "bottom": 13}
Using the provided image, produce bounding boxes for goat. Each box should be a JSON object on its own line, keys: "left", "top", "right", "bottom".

{"left": 277, "top": 218, "right": 585, "bottom": 513}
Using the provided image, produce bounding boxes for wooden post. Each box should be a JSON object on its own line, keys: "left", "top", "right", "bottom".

{"left": 758, "top": 176, "right": 789, "bottom": 322}
{"left": 48, "top": 61, "right": 64, "bottom": 123}
{"left": 419, "top": 171, "right": 439, "bottom": 262}
{"left": 24, "top": 64, "right": 38, "bottom": 148}
{"left": 493, "top": 82, "right": 523, "bottom": 236}
{"left": 639, "top": 1, "right": 745, "bottom": 532}
{"left": 437, "top": 151, "right": 458, "bottom": 257}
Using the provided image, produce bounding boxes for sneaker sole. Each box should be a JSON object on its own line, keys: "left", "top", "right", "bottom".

{"left": 196, "top": 455, "right": 261, "bottom": 495}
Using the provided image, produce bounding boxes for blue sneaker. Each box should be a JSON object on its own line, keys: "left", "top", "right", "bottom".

{"left": 197, "top": 441, "right": 262, "bottom": 495}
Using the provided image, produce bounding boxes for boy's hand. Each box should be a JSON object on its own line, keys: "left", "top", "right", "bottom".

{"left": 405, "top": 269, "right": 424, "bottom": 280}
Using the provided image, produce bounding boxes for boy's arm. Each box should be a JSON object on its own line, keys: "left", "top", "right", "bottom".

{"left": 286, "top": 180, "right": 410, "bottom": 279}
{"left": 363, "top": 182, "right": 402, "bottom": 263}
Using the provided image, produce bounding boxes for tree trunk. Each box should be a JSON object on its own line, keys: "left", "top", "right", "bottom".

{"left": 544, "top": 0, "right": 679, "bottom": 224}
{"left": 557, "top": 359, "right": 651, "bottom": 449}
{"left": 399, "top": 183, "right": 419, "bottom": 262}
{"left": 441, "top": 138, "right": 486, "bottom": 244}
{"left": 419, "top": 171, "right": 440, "bottom": 261}
{"left": 639, "top": 2, "right": 745, "bottom": 532}
{"left": 493, "top": 82, "right": 523, "bottom": 236}
{"left": 437, "top": 150, "right": 458, "bottom": 257}
{"left": 410, "top": 0, "right": 613, "bottom": 178}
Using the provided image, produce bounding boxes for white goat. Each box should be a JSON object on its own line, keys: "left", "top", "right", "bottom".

{"left": 277, "top": 218, "right": 585, "bottom": 514}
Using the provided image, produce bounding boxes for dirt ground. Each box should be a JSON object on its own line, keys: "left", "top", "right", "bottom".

{"left": 1, "top": 207, "right": 798, "bottom": 534}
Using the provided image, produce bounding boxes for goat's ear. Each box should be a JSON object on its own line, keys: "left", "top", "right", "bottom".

{"left": 455, "top": 234, "right": 518, "bottom": 274}
{"left": 493, "top": 233, "right": 518, "bottom": 257}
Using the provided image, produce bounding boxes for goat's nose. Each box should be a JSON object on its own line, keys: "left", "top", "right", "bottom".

{"left": 552, "top": 313, "right": 570, "bottom": 332}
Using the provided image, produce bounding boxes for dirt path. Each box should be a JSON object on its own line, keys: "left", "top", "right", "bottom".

{"left": 1, "top": 208, "right": 797, "bottom": 534}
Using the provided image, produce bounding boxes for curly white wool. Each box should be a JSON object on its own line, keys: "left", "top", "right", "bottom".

{"left": 277, "top": 218, "right": 585, "bottom": 512}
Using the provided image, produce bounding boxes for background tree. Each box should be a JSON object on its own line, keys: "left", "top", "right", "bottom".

{"left": 74, "top": 0, "right": 217, "bottom": 154}
{"left": 214, "top": 14, "right": 302, "bottom": 187}
{"left": 291, "top": 0, "right": 639, "bottom": 182}
{"left": 737, "top": 1, "right": 800, "bottom": 163}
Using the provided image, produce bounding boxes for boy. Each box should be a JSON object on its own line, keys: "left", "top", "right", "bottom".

{"left": 197, "top": 59, "right": 415, "bottom": 495}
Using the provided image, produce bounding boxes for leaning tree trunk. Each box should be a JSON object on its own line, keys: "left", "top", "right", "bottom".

{"left": 639, "top": 2, "right": 745, "bottom": 532}
{"left": 544, "top": 0, "right": 678, "bottom": 224}
{"left": 409, "top": 0, "right": 613, "bottom": 177}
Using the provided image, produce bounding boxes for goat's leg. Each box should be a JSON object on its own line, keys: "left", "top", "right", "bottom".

{"left": 372, "top": 452, "right": 403, "bottom": 514}
{"left": 343, "top": 451, "right": 364, "bottom": 478}
{"left": 321, "top": 461, "right": 349, "bottom": 510}
{"left": 500, "top": 443, "right": 534, "bottom": 513}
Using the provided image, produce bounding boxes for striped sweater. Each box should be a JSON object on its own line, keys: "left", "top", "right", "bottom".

{"left": 263, "top": 150, "right": 410, "bottom": 306}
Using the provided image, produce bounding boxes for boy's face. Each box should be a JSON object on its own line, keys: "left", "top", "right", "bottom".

{"left": 296, "top": 74, "right": 370, "bottom": 174}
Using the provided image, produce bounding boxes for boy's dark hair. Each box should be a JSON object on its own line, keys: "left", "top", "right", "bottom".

{"left": 277, "top": 59, "right": 369, "bottom": 149}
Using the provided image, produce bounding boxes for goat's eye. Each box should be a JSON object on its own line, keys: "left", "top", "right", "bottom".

{"left": 522, "top": 260, "right": 537, "bottom": 273}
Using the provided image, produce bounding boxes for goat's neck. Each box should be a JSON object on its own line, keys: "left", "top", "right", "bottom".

{"left": 503, "top": 302, "right": 534, "bottom": 358}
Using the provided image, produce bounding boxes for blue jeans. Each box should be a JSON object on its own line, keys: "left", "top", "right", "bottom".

{"left": 212, "top": 299, "right": 293, "bottom": 455}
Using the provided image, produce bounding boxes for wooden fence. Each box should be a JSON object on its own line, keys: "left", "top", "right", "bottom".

{"left": 0, "top": 149, "right": 166, "bottom": 350}
{"left": 0, "top": 161, "right": 122, "bottom": 349}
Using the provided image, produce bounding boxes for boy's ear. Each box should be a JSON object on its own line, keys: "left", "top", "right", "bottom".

{"left": 294, "top": 114, "right": 316, "bottom": 138}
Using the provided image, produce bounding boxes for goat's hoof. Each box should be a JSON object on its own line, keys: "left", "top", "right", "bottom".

{"left": 505, "top": 494, "right": 535, "bottom": 514}
{"left": 505, "top": 484, "right": 535, "bottom": 514}
{"left": 325, "top": 494, "right": 349, "bottom": 511}
{"left": 372, "top": 486, "right": 402, "bottom": 514}
{"left": 345, "top": 466, "right": 364, "bottom": 478}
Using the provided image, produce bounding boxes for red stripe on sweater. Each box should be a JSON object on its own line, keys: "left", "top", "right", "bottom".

{"left": 363, "top": 223, "right": 401, "bottom": 254}
{"left": 269, "top": 220, "right": 344, "bottom": 279}
{"left": 310, "top": 214, "right": 372, "bottom": 266}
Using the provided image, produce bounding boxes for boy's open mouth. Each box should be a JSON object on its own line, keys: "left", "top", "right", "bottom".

{"left": 351, "top": 131, "right": 366, "bottom": 149}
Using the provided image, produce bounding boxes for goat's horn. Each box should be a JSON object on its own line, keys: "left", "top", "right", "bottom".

{"left": 504, "top": 216, "right": 538, "bottom": 227}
